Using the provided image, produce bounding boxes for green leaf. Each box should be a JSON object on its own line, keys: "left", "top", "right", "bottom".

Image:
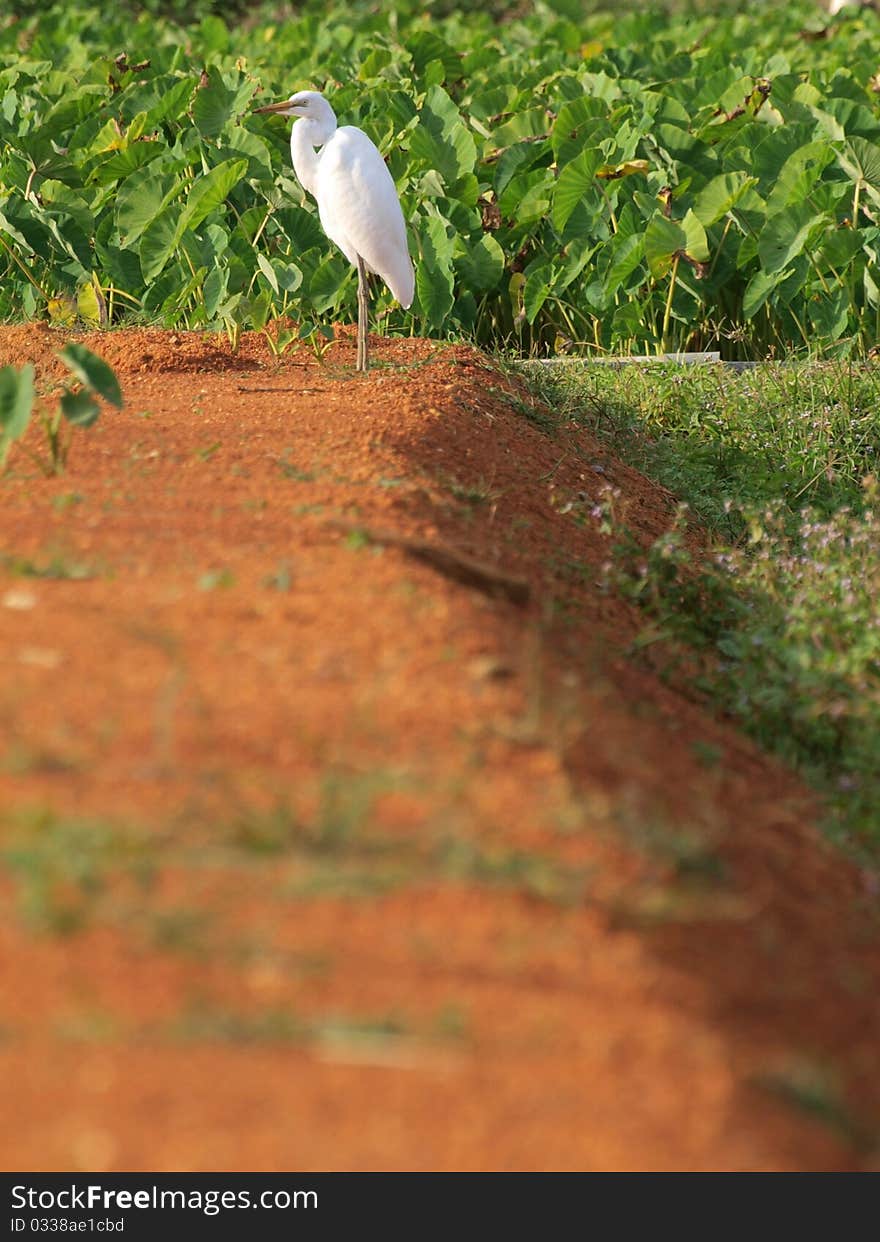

{"left": 416, "top": 213, "right": 454, "bottom": 329}
{"left": 455, "top": 233, "right": 504, "bottom": 292}
{"left": 139, "top": 206, "right": 183, "bottom": 283}
{"left": 742, "top": 267, "right": 787, "bottom": 318}
{"left": 837, "top": 137, "right": 880, "bottom": 210}
{"left": 89, "top": 143, "right": 162, "bottom": 186}
{"left": 115, "top": 166, "right": 181, "bottom": 247}
{"left": 275, "top": 261, "right": 303, "bottom": 294}
{"left": 309, "top": 256, "right": 346, "bottom": 314}
{"left": 552, "top": 148, "right": 602, "bottom": 233}
{"left": 58, "top": 344, "right": 123, "bottom": 409}
{"left": 809, "top": 285, "right": 850, "bottom": 342}
{"left": 76, "top": 279, "right": 106, "bottom": 328}
{"left": 410, "top": 85, "right": 476, "bottom": 190}
{"left": 524, "top": 263, "right": 553, "bottom": 324}
{"left": 408, "top": 31, "right": 461, "bottom": 80}
{"left": 180, "top": 159, "right": 247, "bottom": 234}
{"left": 257, "top": 252, "right": 279, "bottom": 294}
{"left": 681, "top": 209, "right": 709, "bottom": 263}
{"left": 60, "top": 389, "right": 100, "bottom": 428}
{"left": 192, "top": 69, "right": 253, "bottom": 139}
{"left": 766, "top": 142, "right": 834, "bottom": 215}
{"left": 604, "top": 233, "right": 645, "bottom": 293}
{"left": 0, "top": 363, "right": 34, "bottom": 464}
{"left": 203, "top": 266, "right": 228, "bottom": 318}
{"left": 644, "top": 215, "right": 687, "bottom": 278}
{"left": 692, "top": 172, "right": 755, "bottom": 227}
{"left": 757, "top": 203, "right": 817, "bottom": 275}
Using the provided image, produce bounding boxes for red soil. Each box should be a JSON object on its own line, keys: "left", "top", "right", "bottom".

{"left": 0, "top": 323, "right": 878, "bottom": 1171}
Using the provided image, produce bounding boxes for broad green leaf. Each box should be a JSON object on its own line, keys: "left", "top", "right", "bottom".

{"left": 644, "top": 215, "right": 687, "bottom": 278}
{"left": 219, "top": 128, "right": 274, "bottom": 181}
{"left": 408, "top": 30, "right": 461, "bottom": 80}
{"left": 455, "top": 233, "right": 504, "bottom": 292}
{"left": 524, "top": 263, "right": 553, "bottom": 324}
{"left": 0, "top": 364, "right": 34, "bottom": 464}
{"left": 275, "top": 261, "right": 303, "bottom": 294}
{"left": 837, "top": 137, "right": 880, "bottom": 210}
{"left": 60, "top": 389, "right": 100, "bottom": 428}
{"left": 59, "top": 344, "right": 123, "bottom": 409}
{"left": 809, "top": 286, "right": 850, "bottom": 342}
{"left": 139, "top": 206, "right": 183, "bottom": 283}
{"left": 116, "top": 167, "right": 180, "bottom": 247}
{"left": 681, "top": 210, "right": 709, "bottom": 263}
{"left": 309, "top": 256, "right": 346, "bottom": 314}
{"left": 757, "top": 203, "right": 817, "bottom": 275}
{"left": 257, "top": 252, "right": 279, "bottom": 294}
{"left": 76, "top": 279, "right": 106, "bottom": 327}
{"left": 180, "top": 159, "right": 247, "bottom": 234}
{"left": 692, "top": 172, "right": 755, "bottom": 227}
{"left": 410, "top": 85, "right": 476, "bottom": 190}
{"left": 192, "top": 69, "right": 254, "bottom": 139}
{"left": 551, "top": 94, "right": 610, "bottom": 162}
{"left": 766, "top": 142, "right": 834, "bottom": 215}
{"left": 203, "top": 266, "right": 228, "bottom": 318}
{"left": 90, "top": 143, "right": 163, "bottom": 186}
{"left": 605, "top": 233, "right": 645, "bottom": 293}
{"left": 416, "top": 213, "right": 454, "bottom": 328}
{"left": 552, "top": 148, "right": 602, "bottom": 233}
{"left": 742, "top": 267, "right": 787, "bottom": 318}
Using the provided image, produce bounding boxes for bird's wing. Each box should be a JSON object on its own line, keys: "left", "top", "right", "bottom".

{"left": 315, "top": 127, "right": 414, "bottom": 308}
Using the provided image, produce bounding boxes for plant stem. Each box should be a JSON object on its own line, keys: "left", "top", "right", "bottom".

{"left": 661, "top": 253, "right": 680, "bottom": 353}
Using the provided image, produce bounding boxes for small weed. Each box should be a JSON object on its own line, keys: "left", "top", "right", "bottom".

{"left": 147, "top": 908, "right": 216, "bottom": 955}
{"left": 0, "top": 551, "right": 99, "bottom": 580}
{"left": 297, "top": 321, "right": 336, "bottom": 363}
{"left": 276, "top": 452, "right": 314, "bottom": 482}
{"left": 197, "top": 568, "right": 235, "bottom": 590}
{"left": 444, "top": 474, "right": 500, "bottom": 506}
{"left": 263, "top": 561, "right": 293, "bottom": 591}
{"left": 433, "top": 836, "right": 591, "bottom": 906}
{"left": 0, "top": 345, "right": 123, "bottom": 475}
{"left": 692, "top": 741, "right": 723, "bottom": 769}
{"left": 262, "top": 316, "right": 298, "bottom": 359}
{"left": 487, "top": 384, "right": 557, "bottom": 435}
{"left": 756, "top": 1062, "right": 877, "bottom": 1152}
{"left": 1, "top": 809, "right": 155, "bottom": 936}
{"left": 50, "top": 492, "right": 84, "bottom": 512}
{"left": 344, "top": 528, "right": 372, "bottom": 552}
{"left": 169, "top": 1005, "right": 307, "bottom": 1045}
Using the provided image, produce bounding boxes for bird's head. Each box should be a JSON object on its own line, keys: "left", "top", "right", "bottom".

{"left": 253, "top": 90, "right": 335, "bottom": 124}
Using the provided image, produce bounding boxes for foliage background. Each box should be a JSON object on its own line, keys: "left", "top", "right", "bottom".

{"left": 2, "top": 0, "right": 880, "bottom": 355}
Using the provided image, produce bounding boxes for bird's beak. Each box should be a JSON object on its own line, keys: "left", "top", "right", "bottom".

{"left": 253, "top": 99, "right": 293, "bottom": 115}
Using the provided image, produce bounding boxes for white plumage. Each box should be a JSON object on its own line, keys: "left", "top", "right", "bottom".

{"left": 255, "top": 90, "right": 414, "bottom": 370}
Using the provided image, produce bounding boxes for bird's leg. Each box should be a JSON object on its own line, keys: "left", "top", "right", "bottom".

{"left": 356, "top": 253, "right": 369, "bottom": 372}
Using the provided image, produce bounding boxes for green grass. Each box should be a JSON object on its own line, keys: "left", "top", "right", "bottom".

{"left": 0, "top": 783, "right": 593, "bottom": 946}
{"left": 523, "top": 359, "right": 880, "bottom": 855}
{"left": 524, "top": 359, "right": 880, "bottom": 535}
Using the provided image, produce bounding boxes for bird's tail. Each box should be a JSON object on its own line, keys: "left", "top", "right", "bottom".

{"left": 388, "top": 257, "right": 415, "bottom": 309}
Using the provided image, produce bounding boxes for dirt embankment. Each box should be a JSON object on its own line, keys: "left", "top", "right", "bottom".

{"left": 1, "top": 323, "right": 878, "bottom": 1171}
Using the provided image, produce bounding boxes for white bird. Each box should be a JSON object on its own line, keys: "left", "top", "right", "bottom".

{"left": 254, "top": 90, "right": 414, "bottom": 372}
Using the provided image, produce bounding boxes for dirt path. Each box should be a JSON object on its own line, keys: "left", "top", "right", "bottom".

{"left": 1, "top": 324, "right": 878, "bottom": 1171}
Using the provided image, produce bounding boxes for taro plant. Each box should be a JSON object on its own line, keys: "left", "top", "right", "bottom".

{"left": 0, "top": 344, "right": 123, "bottom": 474}
{"left": 3, "top": 1, "right": 880, "bottom": 355}
{"left": 297, "top": 321, "right": 336, "bottom": 363}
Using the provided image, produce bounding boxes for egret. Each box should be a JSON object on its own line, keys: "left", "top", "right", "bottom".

{"left": 254, "top": 90, "right": 414, "bottom": 372}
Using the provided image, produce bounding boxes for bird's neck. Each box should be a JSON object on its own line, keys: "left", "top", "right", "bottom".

{"left": 290, "top": 115, "right": 336, "bottom": 196}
